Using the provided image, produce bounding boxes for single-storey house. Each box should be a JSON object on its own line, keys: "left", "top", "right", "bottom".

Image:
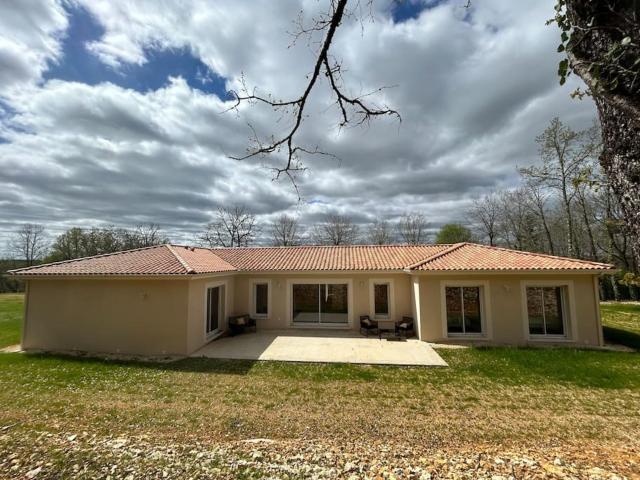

{"left": 10, "top": 242, "right": 613, "bottom": 356}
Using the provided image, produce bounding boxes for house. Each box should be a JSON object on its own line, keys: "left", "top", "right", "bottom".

{"left": 9, "top": 243, "right": 613, "bottom": 356}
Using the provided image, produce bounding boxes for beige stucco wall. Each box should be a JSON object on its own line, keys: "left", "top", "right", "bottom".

{"left": 232, "top": 273, "right": 413, "bottom": 330}
{"left": 23, "top": 278, "right": 191, "bottom": 356}
{"left": 21, "top": 271, "right": 604, "bottom": 356}
{"left": 416, "top": 273, "right": 602, "bottom": 346}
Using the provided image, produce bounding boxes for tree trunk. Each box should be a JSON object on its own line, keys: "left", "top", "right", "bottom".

{"left": 595, "top": 97, "right": 640, "bottom": 268}
{"left": 576, "top": 187, "right": 598, "bottom": 260}
{"left": 564, "top": 0, "right": 640, "bottom": 270}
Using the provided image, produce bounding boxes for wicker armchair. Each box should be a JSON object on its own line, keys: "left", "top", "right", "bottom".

{"left": 395, "top": 316, "right": 415, "bottom": 338}
{"left": 228, "top": 314, "right": 257, "bottom": 336}
{"left": 360, "top": 315, "right": 378, "bottom": 336}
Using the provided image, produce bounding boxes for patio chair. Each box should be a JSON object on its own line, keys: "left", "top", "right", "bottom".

{"left": 228, "top": 314, "right": 257, "bottom": 336}
{"left": 395, "top": 316, "right": 415, "bottom": 339}
{"left": 360, "top": 315, "right": 378, "bottom": 336}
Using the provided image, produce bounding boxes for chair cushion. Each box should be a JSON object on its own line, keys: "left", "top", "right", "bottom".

{"left": 398, "top": 322, "right": 409, "bottom": 329}
{"left": 362, "top": 318, "right": 372, "bottom": 327}
{"left": 236, "top": 317, "right": 246, "bottom": 325}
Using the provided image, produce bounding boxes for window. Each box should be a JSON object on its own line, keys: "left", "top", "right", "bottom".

{"left": 253, "top": 282, "right": 269, "bottom": 317}
{"left": 373, "top": 283, "right": 390, "bottom": 318}
{"left": 445, "top": 286, "right": 482, "bottom": 335}
{"left": 526, "top": 286, "right": 565, "bottom": 336}
{"left": 206, "top": 286, "right": 223, "bottom": 334}
{"left": 292, "top": 283, "right": 349, "bottom": 324}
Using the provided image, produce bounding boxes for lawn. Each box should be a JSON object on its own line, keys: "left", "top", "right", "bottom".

{"left": 0, "top": 294, "right": 638, "bottom": 478}
{"left": 601, "top": 301, "right": 640, "bottom": 350}
{"left": 0, "top": 293, "right": 23, "bottom": 348}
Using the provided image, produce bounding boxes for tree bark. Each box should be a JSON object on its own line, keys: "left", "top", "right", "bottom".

{"left": 564, "top": 0, "right": 640, "bottom": 270}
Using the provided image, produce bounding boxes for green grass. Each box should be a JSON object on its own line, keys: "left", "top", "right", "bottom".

{"left": 0, "top": 293, "right": 23, "bottom": 348}
{"left": 0, "top": 294, "right": 638, "bottom": 450}
{"left": 601, "top": 302, "right": 640, "bottom": 350}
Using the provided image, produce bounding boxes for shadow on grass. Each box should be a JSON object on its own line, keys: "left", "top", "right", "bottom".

{"left": 10, "top": 352, "right": 382, "bottom": 381}
{"left": 4, "top": 345, "right": 638, "bottom": 391}
{"left": 603, "top": 326, "right": 640, "bottom": 351}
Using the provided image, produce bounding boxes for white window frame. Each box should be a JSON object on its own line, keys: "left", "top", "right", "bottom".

{"left": 286, "top": 278, "right": 353, "bottom": 328}
{"left": 369, "top": 279, "right": 395, "bottom": 320}
{"left": 440, "top": 280, "right": 492, "bottom": 339}
{"left": 204, "top": 280, "right": 228, "bottom": 339}
{"left": 521, "top": 280, "right": 576, "bottom": 342}
{"left": 249, "top": 279, "right": 271, "bottom": 319}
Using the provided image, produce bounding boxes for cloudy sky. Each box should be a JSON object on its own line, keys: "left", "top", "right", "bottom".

{"left": 0, "top": 0, "right": 596, "bottom": 253}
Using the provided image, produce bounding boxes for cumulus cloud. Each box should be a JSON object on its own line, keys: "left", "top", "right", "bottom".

{"left": 0, "top": 0, "right": 597, "bottom": 252}
{"left": 0, "top": 0, "right": 67, "bottom": 91}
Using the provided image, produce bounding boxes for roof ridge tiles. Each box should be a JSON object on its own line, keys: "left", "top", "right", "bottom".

{"left": 165, "top": 245, "right": 195, "bottom": 274}
{"left": 406, "top": 243, "right": 467, "bottom": 270}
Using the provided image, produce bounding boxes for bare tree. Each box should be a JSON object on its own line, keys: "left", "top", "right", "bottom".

{"left": 270, "top": 214, "right": 300, "bottom": 246}
{"left": 367, "top": 219, "right": 394, "bottom": 245}
{"left": 10, "top": 224, "right": 48, "bottom": 266}
{"left": 200, "top": 206, "right": 257, "bottom": 248}
{"left": 228, "top": 0, "right": 399, "bottom": 190}
{"left": 498, "top": 189, "right": 543, "bottom": 252}
{"left": 468, "top": 193, "right": 500, "bottom": 246}
{"left": 519, "top": 118, "right": 600, "bottom": 257}
{"left": 134, "top": 223, "right": 170, "bottom": 247}
{"left": 524, "top": 182, "right": 557, "bottom": 255}
{"left": 312, "top": 214, "right": 360, "bottom": 245}
{"left": 397, "top": 213, "right": 428, "bottom": 245}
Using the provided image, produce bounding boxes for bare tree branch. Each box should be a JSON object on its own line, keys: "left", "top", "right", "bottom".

{"left": 228, "top": 0, "right": 400, "bottom": 193}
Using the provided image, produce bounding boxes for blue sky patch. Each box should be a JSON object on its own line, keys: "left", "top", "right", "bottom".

{"left": 44, "top": 4, "right": 230, "bottom": 98}
{"left": 391, "top": 0, "right": 449, "bottom": 22}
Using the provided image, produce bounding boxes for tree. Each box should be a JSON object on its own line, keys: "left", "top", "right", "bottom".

{"left": 468, "top": 193, "right": 500, "bottom": 246}
{"left": 200, "top": 205, "right": 257, "bottom": 248}
{"left": 270, "top": 214, "right": 300, "bottom": 246}
{"left": 524, "top": 182, "right": 557, "bottom": 255}
{"left": 130, "top": 223, "right": 170, "bottom": 248}
{"left": 47, "top": 225, "right": 171, "bottom": 261}
{"left": 9, "top": 224, "right": 47, "bottom": 266}
{"left": 397, "top": 213, "right": 428, "bottom": 244}
{"left": 552, "top": 0, "right": 640, "bottom": 271}
{"left": 312, "top": 214, "right": 360, "bottom": 245}
{"left": 368, "top": 219, "right": 394, "bottom": 245}
{"left": 435, "top": 223, "right": 473, "bottom": 244}
{"left": 519, "top": 118, "right": 599, "bottom": 257}
{"left": 498, "top": 189, "right": 544, "bottom": 252}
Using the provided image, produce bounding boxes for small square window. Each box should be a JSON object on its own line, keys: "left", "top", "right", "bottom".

{"left": 374, "top": 283, "right": 390, "bottom": 318}
{"left": 254, "top": 283, "right": 268, "bottom": 316}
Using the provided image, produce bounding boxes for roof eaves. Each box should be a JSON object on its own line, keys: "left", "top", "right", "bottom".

{"left": 6, "top": 244, "right": 169, "bottom": 275}
{"left": 463, "top": 242, "right": 615, "bottom": 269}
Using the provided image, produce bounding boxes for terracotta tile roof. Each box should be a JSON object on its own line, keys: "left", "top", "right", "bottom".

{"left": 212, "top": 244, "right": 450, "bottom": 271}
{"left": 168, "top": 245, "right": 237, "bottom": 273}
{"left": 410, "top": 243, "right": 614, "bottom": 271}
{"left": 9, "top": 243, "right": 613, "bottom": 277}
{"left": 9, "top": 245, "right": 236, "bottom": 276}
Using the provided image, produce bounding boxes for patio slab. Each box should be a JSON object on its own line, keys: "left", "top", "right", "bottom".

{"left": 191, "top": 330, "right": 448, "bottom": 367}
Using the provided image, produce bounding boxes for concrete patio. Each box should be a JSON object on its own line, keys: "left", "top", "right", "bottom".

{"left": 191, "top": 330, "right": 448, "bottom": 366}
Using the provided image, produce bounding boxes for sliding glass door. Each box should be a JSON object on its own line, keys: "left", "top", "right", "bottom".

{"left": 292, "top": 283, "right": 349, "bottom": 325}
